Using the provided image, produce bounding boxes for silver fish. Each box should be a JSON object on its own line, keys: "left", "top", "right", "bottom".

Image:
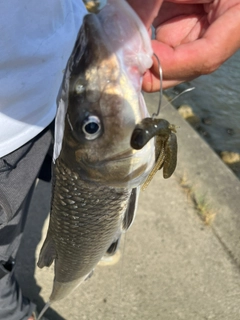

{"left": 37, "top": 0, "right": 154, "bottom": 317}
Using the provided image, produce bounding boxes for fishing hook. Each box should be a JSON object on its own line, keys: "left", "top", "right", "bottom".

{"left": 151, "top": 53, "right": 163, "bottom": 119}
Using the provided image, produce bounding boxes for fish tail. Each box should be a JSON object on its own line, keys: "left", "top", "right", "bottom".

{"left": 36, "top": 301, "right": 51, "bottom": 320}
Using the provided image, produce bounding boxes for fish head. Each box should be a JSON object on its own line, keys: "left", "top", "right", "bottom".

{"left": 54, "top": 1, "right": 154, "bottom": 188}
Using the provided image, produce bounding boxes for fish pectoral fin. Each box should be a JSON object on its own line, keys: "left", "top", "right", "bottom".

{"left": 122, "top": 187, "right": 139, "bottom": 231}
{"left": 106, "top": 237, "right": 121, "bottom": 256}
{"left": 105, "top": 188, "right": 139, "bottom": 258}
{"left": 37, "top": 235, "right": 57, "bottom": 268}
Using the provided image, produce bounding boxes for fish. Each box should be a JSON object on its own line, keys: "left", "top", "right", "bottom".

{"left": 36, "top": 0, "right": 155, "bottom": 318}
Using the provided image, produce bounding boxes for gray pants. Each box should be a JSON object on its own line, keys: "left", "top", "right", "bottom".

{"left": 0, "top": 126, "right": 53, "bottom": 320}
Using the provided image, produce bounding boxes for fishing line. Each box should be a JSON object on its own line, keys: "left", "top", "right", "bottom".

{"left": 161, "top": 87, "right": 195, "bottom": 111}
{"left": 116, "top": 231, "right": 128, "bottom": 320}
{"left": 36, "top": 301, "right": 51, "bottom": 320}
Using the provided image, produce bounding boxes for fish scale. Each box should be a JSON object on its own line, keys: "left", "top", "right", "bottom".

{"left": 46, "top": 158, "right": 131, "bottom": 284}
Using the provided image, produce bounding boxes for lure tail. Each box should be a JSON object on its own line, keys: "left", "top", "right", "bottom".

{"left": 37, "top": 301, "right": 51, "bottom": 320}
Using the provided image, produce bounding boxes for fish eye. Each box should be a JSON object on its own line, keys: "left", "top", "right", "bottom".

{"left": 82, "top": 116, "right": 101, "bottom": 140}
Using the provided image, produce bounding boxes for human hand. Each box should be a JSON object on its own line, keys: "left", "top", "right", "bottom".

{"left": 127, "top": 0, "right": 240, "bottom": 91}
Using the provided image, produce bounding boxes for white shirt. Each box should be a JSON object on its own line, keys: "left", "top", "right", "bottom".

{"left": 0, "top": 0, "right": 87, "bottom": 157}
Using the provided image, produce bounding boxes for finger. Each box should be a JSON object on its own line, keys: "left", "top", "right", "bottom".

{"left": 126, "top": 0, "right": 163, "bottom": 29}
{"left": 154, "top": 2, "right": 205, "bottom": 25}
{"left": 156, "top": 14, "right": 209, "bottom": 46}
{"left": 142, "top": 64, "right": 194, "bottom": 91}
{"left": 142, "top": 70, "right": 182, "bottom": 91}
{"left": 151, "top": 4, "right": 240, "bottom": 81}
{"left": 166, "top": 0, "right": 212, "bottom": 3}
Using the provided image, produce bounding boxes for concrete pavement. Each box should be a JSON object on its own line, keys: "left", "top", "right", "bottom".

{"left": 15, "top": 93, "right": 240, "bottom": 320}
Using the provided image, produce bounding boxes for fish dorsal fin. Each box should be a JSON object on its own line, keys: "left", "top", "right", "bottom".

{"left": 122, "top": 187, "right": 139, "bottom": 231}
{"left": 37, "top": 235, "right": 56, "bottom": 268}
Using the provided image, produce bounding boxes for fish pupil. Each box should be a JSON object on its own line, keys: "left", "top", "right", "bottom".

{"left": 84, "top": 122, "right": 99, "bottom": 134}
